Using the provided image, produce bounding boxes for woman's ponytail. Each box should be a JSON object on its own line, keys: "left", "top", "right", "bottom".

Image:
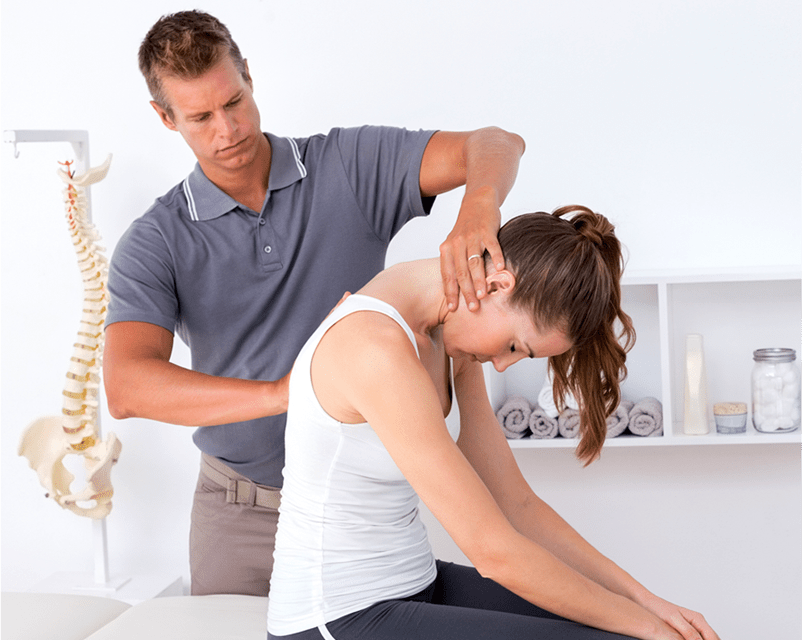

{"left": 499, "top": 206, "right": 636, "bottom": 463}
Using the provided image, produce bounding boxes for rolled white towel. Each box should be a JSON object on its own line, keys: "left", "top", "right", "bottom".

{"left": 538, "top": 370, "right": 579, "bottom": 419}
{"left": 557, "top": 408, "right": 580, "bottom": 439}
{"left": 628, "top": 397, "right": 663, "bottom": 437}
{"left": 606, "top": 400, "right": 634, "bottom": 438}
{"left": 529, "top": 404, "right": 558, "bottom": 439}
{"left": 496, "top": 396, "right": 532, "bottom": 439}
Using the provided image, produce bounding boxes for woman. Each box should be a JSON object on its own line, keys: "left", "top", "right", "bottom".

{"left": 267, "top": 206, "right": 720, "bottom": 640}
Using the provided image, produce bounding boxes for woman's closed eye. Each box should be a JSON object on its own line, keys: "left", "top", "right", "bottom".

{"left": 511, "top": 343, "right": 536, "bottom": 358}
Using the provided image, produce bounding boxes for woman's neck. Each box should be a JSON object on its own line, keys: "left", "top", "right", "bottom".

{"left": 358, "top": 258, "right": 449, "bottom": 337}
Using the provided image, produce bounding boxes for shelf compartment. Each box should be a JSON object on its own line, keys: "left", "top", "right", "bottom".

{"left": 491, "top": 268, "right": 801, "bottom": 450}
{"left": 487, "top": 283, "right": 664, "bottom": 416}
{"left": 666, "top": 278, "right": 801, "bottom": 437}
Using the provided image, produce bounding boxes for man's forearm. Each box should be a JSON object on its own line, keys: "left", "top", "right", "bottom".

{"left": 105, "top": 357, "right": 289, "bottom": 426}
{"left": 428, "top": 127, "right": 525, "bottom": 310}
{"left": 461, "top": 127, "right": 526, "bottom": 211}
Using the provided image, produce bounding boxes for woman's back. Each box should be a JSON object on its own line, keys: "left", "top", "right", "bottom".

{"left": 267, "top": 294, "right": 459, "bottom": 636}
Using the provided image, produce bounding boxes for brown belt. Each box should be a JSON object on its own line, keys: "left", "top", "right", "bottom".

{"left": 200, "top": 454, "right": 281, "bottom": 510}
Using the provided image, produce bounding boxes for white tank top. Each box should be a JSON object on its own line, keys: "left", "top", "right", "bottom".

{"left": 267, "top": 294, "right": 458, "bottom": 635}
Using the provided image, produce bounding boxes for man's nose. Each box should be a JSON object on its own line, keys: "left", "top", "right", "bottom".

{"left": 216, "top": 111, "right": 237, "bottom": 137}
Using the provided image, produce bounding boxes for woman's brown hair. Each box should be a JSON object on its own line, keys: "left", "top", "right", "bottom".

{"left": 138, "top": 10, "right": 250, "bottom": 118}
{"left": 498, "top": 205, "right": 636, "bottom": 464}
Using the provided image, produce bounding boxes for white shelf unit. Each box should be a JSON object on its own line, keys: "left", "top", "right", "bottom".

{"left": 486, "top": 266, "right": 802, "bottom": 449}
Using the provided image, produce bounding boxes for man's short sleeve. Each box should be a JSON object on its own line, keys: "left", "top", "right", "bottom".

{"left": 333, "top": 126, "right": 436, "bottom": 243}
{"left": 106, "top": 215, "right": 179, "bottom": 333}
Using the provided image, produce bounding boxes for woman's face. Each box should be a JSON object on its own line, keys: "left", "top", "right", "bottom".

{"left": 442, "top": 272, "right": 572, "bottom": 372}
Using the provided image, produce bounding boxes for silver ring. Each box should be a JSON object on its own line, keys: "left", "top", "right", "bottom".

{"left": 468, "top": 254, "right": 483, "bottom": 261}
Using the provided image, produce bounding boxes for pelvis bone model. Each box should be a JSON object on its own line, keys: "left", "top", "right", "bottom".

{"left": 18, "top": 154, "right": 122, "bottom": 519}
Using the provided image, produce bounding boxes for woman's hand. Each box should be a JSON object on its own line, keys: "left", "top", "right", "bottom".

{"left": 639, "top": 593, "right": 720, "bottom": 640}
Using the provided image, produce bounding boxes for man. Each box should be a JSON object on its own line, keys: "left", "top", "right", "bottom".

{"left": 103, "top": 10, "right": 525, "bottom": 597}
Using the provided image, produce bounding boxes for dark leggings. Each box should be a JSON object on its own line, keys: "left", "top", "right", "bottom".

{"left": 268, "top": 561, "right": 635, "bottom": 640}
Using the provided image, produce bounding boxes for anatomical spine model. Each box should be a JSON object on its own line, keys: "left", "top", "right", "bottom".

{"left": 18, "top": 154, "right": 121, "bottom": 519}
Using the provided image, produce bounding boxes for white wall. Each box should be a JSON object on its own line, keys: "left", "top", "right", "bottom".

{"left": 1, "top": 0, "right": 800, "bottom": 637}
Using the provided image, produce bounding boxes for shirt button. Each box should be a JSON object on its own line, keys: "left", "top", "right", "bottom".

{"left": 259, "top": 218, "right": 266, "bottom": 225}
{"left": 263, "top": 245, "right": 272, "bottom": 254}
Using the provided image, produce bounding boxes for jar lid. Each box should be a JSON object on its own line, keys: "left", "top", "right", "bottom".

{"left": 753, "top": 348, "right": 797, "bottom": 362}
{"left": 714, "top": 402, "right": 747, "bottom": 415}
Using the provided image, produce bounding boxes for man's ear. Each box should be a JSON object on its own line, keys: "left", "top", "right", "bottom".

{"left": 150, "top": 101, "right": 178, "bottom": 131}
{"left": 243, "top": 59, "right": 254, "bottom": 89}
{"left": 485, "top": 269, "right": 516, "bottom": 295}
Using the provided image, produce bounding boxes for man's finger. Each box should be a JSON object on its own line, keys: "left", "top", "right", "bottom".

{"left": 456, "top": 254, "right": 480, "bottom": 311}
{"left": 325, "top": 291, "right": 351, "bottom": 319}
{"left": 485, "top": 235, "right": 505, "bottom": 272}
{"left": 439, "top": 246, "right": 460, "bottom": 311}
{"left": 468, "top": 251, "right": 487, "bottom": 300}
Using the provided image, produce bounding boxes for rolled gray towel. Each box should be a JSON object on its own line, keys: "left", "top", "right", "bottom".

{"left": 606, "top": 400, "right": 634, "bottom": 438}
{"left": 557, "top": 408, "right": 580, "bottom": 439}
{"left": 496, "top": 396, "right": 532, "bottom": 439}
{"left": 529, "top": 404, "right": 558, "bottom": 439}
{"left": 628, "top": 397, "right": 663, "bottom": 436}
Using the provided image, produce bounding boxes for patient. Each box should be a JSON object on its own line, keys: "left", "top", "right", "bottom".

{"left": 267, "top": 206, "right": 720, "bottom": 640}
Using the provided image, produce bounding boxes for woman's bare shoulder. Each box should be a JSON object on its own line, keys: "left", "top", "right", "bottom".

{"left": 311, "top": 309, "right": 428, "bottom": 423}
{"left": 313, "top": 309, "right": 420, "bottom": 391}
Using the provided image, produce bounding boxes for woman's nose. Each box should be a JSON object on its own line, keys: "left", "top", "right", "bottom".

{"left": 493, "top": 352, "right": 526, "bottom": 373}
{"left": 492, "top": 358, "right": 510, "bottom": 373}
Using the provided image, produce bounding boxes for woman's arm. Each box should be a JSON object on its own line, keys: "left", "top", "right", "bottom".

{"left": 311, "top": 312, "right": 683, "bottom": 640}
{"left": 452, "top": 357, "right": 719, "bottom": 640}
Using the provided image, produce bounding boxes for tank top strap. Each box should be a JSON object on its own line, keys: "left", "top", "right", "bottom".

{"left": 322, "top": 294, "right": 420, "bottom": 359}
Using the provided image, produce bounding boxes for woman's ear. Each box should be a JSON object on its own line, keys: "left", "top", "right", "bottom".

{"left": 485, "top": 269, "right": 516, "bottom": 295}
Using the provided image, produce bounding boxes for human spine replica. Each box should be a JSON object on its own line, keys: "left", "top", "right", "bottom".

{"left": 18, "top": 154, "right": 121, "bottom": 519}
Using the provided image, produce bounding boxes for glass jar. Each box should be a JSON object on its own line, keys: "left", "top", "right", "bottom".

{"left": 751, "top": 348, "right": 801, "bottom": 433}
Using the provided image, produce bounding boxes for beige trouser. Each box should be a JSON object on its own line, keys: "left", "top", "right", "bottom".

{"left": 190, "top": 453, "right": 280, "bottom": 596}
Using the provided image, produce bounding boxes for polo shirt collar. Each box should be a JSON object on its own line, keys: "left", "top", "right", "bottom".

{"left": 182, "top": 132, "right": 307, "bottom": 221}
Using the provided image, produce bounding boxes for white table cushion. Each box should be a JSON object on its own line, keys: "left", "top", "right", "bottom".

{"left": 1, "top": 592, "right": 131, "bottom": 640}
{"left": 84, "top": 594, "right": 269, "bottom": 640}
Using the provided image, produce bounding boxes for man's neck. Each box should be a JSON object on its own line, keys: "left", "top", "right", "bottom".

{"left": 201, "top": 134, "right": 272, "bottom": 213}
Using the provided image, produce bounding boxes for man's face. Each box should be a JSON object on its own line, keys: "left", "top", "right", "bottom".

{"left": 152, "top": 55, "right": 264, "bottom": 177}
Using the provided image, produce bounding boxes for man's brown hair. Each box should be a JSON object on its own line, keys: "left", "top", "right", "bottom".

{"left": 139, "top": 10, "right": 249, "bottom": 117}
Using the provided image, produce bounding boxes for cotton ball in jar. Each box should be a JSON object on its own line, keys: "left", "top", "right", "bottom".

{"left": 752, "top": 348, "right": 801, "bottom": 433}
{"left": 782, "top": 367, "right": 800, "bottom": 386}
{"left": 760, "top": 417, "right": 781, "bottom": 432}
{"left": 760, "top": 402, "right": 778, "bottom": 418}
{"left": 760, "top": 387, "right": 781, "bottom": 403}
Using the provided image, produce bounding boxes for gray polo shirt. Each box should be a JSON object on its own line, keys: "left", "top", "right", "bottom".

{"left": 107, "top": 126, "right": 436, "bottom": 486}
